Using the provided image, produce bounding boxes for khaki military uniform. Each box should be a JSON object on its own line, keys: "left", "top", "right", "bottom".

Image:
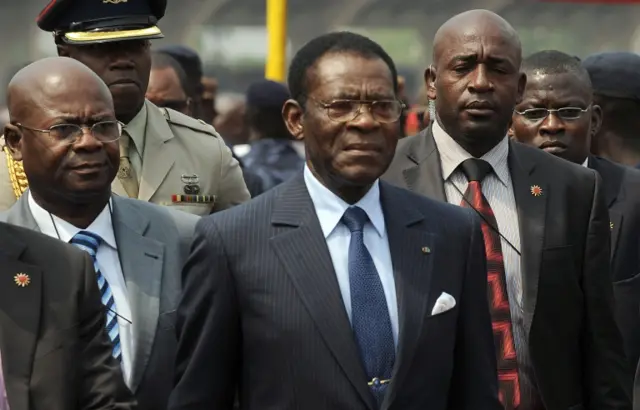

{"left": 0, "top": 100, "right": 250, "bottom": 215}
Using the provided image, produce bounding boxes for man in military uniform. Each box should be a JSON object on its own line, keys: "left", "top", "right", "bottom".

{"left": 0, "top": 0, "right": 249, "bottom": 215}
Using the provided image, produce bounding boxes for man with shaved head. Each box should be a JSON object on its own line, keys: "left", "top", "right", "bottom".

{"left": 0, "top": 57, "right": 136, "bottom": 410}
{"left": 1, "top": 56, "right": 199, "bottom": 410}
{"left": 385, "top": 9, "right": 631, "bottom": 410}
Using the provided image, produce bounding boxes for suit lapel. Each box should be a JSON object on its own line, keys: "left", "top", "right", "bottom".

{"left": 269, "top": 175, "right": 376, "bottom": 410}
{"left": 4, "top": 191, "right": 40, "bottom": 232}
{"left": 0, "top": 233, "right": 42, "bottom": 410}
{"left": 111, "top": 196, "right": 164, "bottom": 391}
{"left": 402, "top": 126, "right": 447, "bottom": 201}
{"left": 378, "top": 183, "right": 435, "bottom": 409}
{"left": 138, "top": 101, "right": 176, "bottom": 202}
{"left": 589, "top": 157, "right": 623, "bottom": 260}
{"left": 508, "top": 142, "right": 547, "bottom": 336}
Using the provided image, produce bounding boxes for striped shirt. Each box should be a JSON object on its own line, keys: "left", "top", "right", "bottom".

{"left": 432, "top": 120, "right": 542, "bottom": 409}
{"left": 0, "top": 353, "right": 8, "bottom": 410}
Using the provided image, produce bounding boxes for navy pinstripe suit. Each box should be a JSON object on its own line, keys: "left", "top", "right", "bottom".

{"left": 169, "top": 173, "right": 502, "bottom": 410}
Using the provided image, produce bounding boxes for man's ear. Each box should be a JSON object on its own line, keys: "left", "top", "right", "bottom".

{"left": 282, "top": 99, "right": 304, "bottom": 141}
{"left": 4, "top": 124, "right": 24, "bottom": 161}
{"left": 591, "top": 104, "right": 603, "bottom": 138}
{"left": 425, "top": 65, "right": 437, "bottom": 100}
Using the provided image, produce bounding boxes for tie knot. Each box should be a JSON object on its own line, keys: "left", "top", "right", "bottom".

{"left": 70, "top": 231, "right": 103, "bottom": 256}
{"left": 460, "top": 158, "right": 492, "bottom": 182}
{"left": 342, "top": 206, "right": 369, "bottom": 233}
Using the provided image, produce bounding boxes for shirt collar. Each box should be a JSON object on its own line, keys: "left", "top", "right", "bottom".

{"left": 432, "top": 119, "right": 511, "bottom": 186}
{"left": 124, "top": 102, "right": 148, "bottom": 155}
{"left": 303, "top": 165, "right": 385, "bottom": 239}
{"left": 581, "top": 157, "right": 589, "bottom": 168}
{"left": 27, "top": 191, "right": 117, "bottom": 249}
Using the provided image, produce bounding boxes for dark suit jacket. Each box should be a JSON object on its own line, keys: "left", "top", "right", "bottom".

{"left": 169, "top": 173, "right": 503, "bottom": 410}
{"left": 383, "top": 126, "right": 632, "bottom": 410}
{"left": 0, "top": 193, "right": 200, "bottom": 410}
{"left": 0, "top": 222, "right": 135, "bottom": 410}
{"left": 589, "top": 158, "right": 640, "bottom": 410}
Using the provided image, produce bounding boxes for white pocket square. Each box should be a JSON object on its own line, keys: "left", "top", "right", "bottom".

{"left": 431, "top": 292, "right": 456, "bottom": 316}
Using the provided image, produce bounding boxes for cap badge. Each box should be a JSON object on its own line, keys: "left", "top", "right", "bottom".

{"left": 103, "top": 0, "right": 128, "bottom": 4}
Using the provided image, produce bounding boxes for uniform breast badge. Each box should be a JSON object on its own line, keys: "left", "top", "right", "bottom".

{"left": 171, "top": 174, "right": 215, "bottom": 205}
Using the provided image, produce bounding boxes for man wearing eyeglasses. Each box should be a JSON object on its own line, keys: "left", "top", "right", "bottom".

{"left": 170, "top": 31, "right": 501, "bottom": 410}
{"left": 1, "top": 56, "right": 199, "bottom": 410}
{"left": 0, "top": 0, "right": 249, "bottom": 216}
{"left": 384, "top": 10, "right": 631, "bottom": 410}
{"left": 510, "top": 49, "right": 640, "bottom": 394}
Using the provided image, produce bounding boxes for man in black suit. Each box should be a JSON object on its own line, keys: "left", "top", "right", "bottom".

{"left": 169, "top": 31, "right": 502, "bottom": 410}
{"left": 509, "top": 49, "right": 640, "bottom": 407}
{"left": 0, "top": 222, "right": 135, "bottom": 409}
{"left": 383, "top": 10, "right": 631, "bottom": 410}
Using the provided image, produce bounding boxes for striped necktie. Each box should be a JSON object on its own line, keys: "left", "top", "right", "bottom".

{"left": 70, "top": 231, "right": 122, "bottom": 361}
{"left": 459, "top": 158, "right": 520, "bottom": 409}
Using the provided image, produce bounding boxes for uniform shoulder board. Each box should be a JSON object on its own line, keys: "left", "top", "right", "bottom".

{"left": 161, "top": 107, "right": 219, "bottom": 138}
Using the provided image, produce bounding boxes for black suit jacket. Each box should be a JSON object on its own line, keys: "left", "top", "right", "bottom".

{"left": 0, "top": 222, "right": 135, "bottom": 410}
{"left": 383, "top": 126, "right": 632, "bottom": 410}
{"left": 169, "top": 173, "right": 503, "bottom": 410}
{"left": 588, "top": 157, "right": 640, "bottom": 410}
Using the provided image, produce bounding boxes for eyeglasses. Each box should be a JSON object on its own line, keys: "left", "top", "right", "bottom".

{"left": 514, "top": 106, "right": 591, "bottom": 122}
{"left": 16, "top": 121, "right": 124, "bottom": 145}
{"left": 309, "top": 98, "right": 405, "bottom": 123}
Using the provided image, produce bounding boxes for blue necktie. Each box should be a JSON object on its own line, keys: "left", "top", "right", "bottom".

{"left": 342, "top": 206, "right": 395, "bottom": 406}
{"left": 70, "top": 231, "right": 122, "bottom": 361}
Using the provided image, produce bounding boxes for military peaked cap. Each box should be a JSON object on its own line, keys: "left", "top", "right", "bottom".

{"left": 37, "top": 0, "right": 166, "bottom": 45}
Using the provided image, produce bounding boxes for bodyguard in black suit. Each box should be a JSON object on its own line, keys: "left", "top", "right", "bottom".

{"left": 510, "top": 50, "right": 640, "bottom": 407}
{"left": 169, "top": 32, "right": 502, "bottom": 410}
{"left": 384, "top": 11, "right": 631, "bottom": 410}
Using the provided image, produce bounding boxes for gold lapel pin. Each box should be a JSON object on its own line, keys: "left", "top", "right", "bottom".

{"left": 610, "top": 221, "right": 614, "bottom": 230}
{"left": 530, "top": 185, "right": 543, "bottom": 197}
{"left": 421, "top": 246, "right": 431, "bottom": 254}
{"left": 14, "top": 273, "right": 30, "bottom": 287}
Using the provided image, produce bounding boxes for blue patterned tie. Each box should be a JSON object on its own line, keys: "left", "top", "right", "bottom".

{"left": 342, "top": 206, "right": 395, "bottom": 407}
{"left": 70, "top": 231, "right": 122, "bottom": 361}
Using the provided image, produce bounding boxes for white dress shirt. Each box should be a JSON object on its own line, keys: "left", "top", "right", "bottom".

{"left": 27, "top": 192, "right": 134, "bottom": 385}
{"left": 303, "top": 165, "right": 399, "bottom": 347}
{"left": 0, "top": 352, "right": 8, "bottom": 410}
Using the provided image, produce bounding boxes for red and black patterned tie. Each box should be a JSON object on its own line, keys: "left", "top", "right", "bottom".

{"left": 459, "top": 158, "right": 520, "bottom": 410}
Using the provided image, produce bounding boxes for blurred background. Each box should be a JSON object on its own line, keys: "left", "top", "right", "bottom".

{"left": 2, "top": 0, "right": 640, "bottom": 102}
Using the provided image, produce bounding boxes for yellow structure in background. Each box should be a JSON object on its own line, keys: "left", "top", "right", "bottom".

{"left": 265, "top": 0, "right": 287, "bottom": 81}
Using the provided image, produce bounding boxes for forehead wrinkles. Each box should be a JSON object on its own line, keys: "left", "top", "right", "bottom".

{"left": 310, "top": 55, "right": 393, "bottom": 96}
{"left": 525, "top": 73, "right": 592, "bottom": 103}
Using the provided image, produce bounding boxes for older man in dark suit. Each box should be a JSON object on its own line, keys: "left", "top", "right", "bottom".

{"left": 0, "top": 222, "right": 135, "bottom": 409}
{"left": 510, "top": 49, "right": 640, "bottom": 408}
{"left": 169, "top": 31, "right": 502, "bottom": 410}
{"left": 2, "top": 56, "right": 199, "bottom": 410}
{"left": 384, "top": 10, "right": 631, "bottom": 410}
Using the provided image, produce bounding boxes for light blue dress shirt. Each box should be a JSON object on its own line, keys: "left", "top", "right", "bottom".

{"left": 303, "top": 165, "right": 399, "bottom": 347}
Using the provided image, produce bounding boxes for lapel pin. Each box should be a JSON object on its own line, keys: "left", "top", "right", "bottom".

{"left": 530, "top": 185, "right": 543, "bottom": 197}
{"left": 610, "top": 221, "right": 614, "bottom": 230}
{"left": 421, "top": 246, "right": 431, "bottom": 254}
{"left": 14, "top": 273, "right": 30, "bottom": 287}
